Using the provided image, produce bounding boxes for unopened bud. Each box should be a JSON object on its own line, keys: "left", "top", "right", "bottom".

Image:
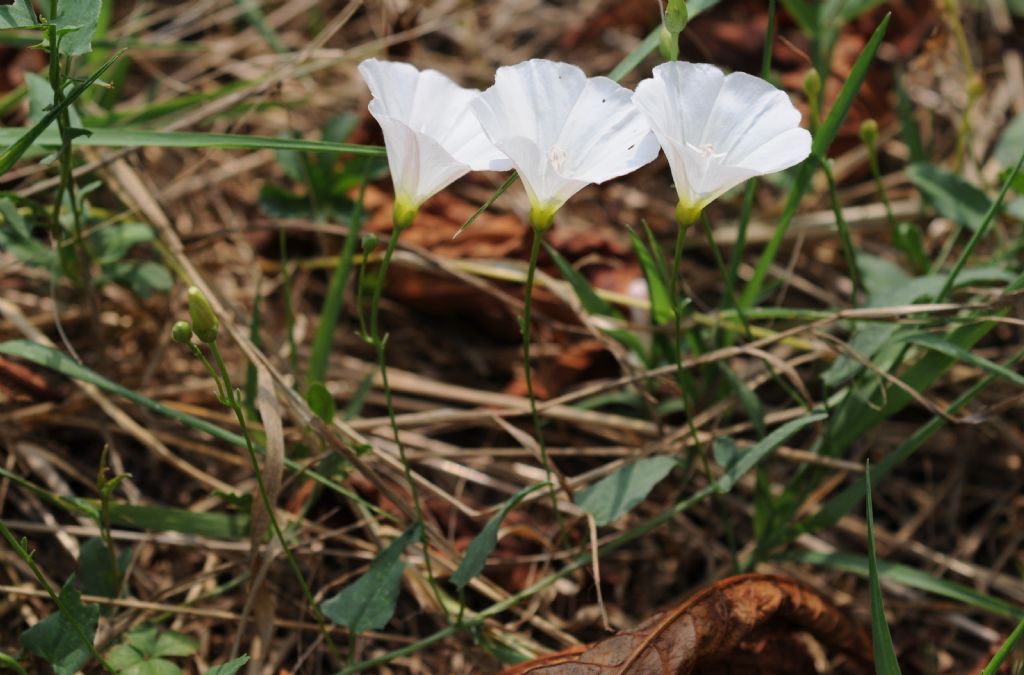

{"left": 171, "top": 321, "right": 193, "bottom": 345}
{"left": 187, "top": 287, "right": 219, "bottom": 344}
{"left": 802, "top": 69, "right": 821, "bottom": 100}
{"left": 361, "top": 233, "right": 379, "bottom": 251}
{"left": 664, "top": 0, "right": 688, "bottom": 33}
{"left": 859, "top": 118, "right": 879, "bottom": 147}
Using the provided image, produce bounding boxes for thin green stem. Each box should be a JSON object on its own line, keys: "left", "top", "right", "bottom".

{"left": 817, "top": 156, "right": 862, "bottom": 303}
{"left": 368, "top": 226, "right": 447, "bottom": 619}
{"left": 521, "top": 227, "right": 569, "bottom": 537}
{"left": 208, "top": 342, "right": 342, "bottom": 659}
{"left": 668, "top": 224, "right": 704, "bottom": 458}
{"left": 0, "top": 519, "right": 115, "bottom": 673}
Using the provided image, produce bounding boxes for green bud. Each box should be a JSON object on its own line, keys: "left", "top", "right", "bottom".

{"left": 392, "top": 200, "right": 418, "bottom": 230}
{"left": 858, "top": 118, "right": 879, "bottom": 147}
{"left": 967, "top": 74, "right": 984, "bottom": 100}
{"left": 171, "top": 321, "right": 193, "bottom": 345}
{"left": 664, "top": 0, "right": 688, "bottom": 33}
{"left": 361, "top": 233, "right": 379, "bottom": 251}
{"left": 675, "top": 201, "right": 702, "bottom": 228}
{"left": 658, "top": 25, "right": 679, "bottom": 62}
{"left": 187, "top": 286, "right": 219, "bottom": 344}
{"left": 802, "top": 69, "right": 821, "bottom": 100}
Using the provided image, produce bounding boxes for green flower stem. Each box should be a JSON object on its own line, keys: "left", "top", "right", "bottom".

{"left": 521, "top": 227, "right": 570, "bottom": 539}
{"left": 368, "top": 223, "right": 447, "bottom": 620}
{"left": 817, "top": 156, "right": 862, "bottom": 302}
{"left": 668, "top": 222, "right": 705, "bottom": 459}
{"left": 207, "top": 342, "right": 341, "bottom": 659}
{"left": 0, "top": 518, "right": 114, "bottom": 673}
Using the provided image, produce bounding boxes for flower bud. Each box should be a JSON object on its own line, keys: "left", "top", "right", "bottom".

{"left": 187, "top": 287, "right": 219, "bottom": 344}
{"left": 802, "top": 69, "right": 821, "bottom": 101}
{"left": 361, "top": 233, "right": 379, "bottom": 252}
{"left": 664, "top": 0, "right": 689, "bottom": 33}
{"left": 858, "top": 118, "right": 879, "bottom": 148}
{"left": 171, "top": 321, "right": 193, "bottom": 345}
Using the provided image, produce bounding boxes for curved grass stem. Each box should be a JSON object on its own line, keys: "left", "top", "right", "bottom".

{"left": 368, "top": 225, "right": 448, "bottom": 621}
{"left": 521, "top": 227, "right": 569, "bottom": 539}
{"left": 208, "top": 342, "right": 342, "bottom": 660}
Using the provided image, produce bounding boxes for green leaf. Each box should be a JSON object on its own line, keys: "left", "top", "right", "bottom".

{"left": 575, "top": 456, "right": 677, "bottom": 526}
{"left": 77, "top": 537, "right": 129, "bottom": 599}
{"left": 451, "top": 483, "right": 547, "bottom": 588}
{"left": 0, "top": 126, "right": 384, "bottom": 155}
{"left": 206, "top": 656, "right": 250, "bottom": 675}
{"left": 104, "top": 260, "right": 173, "bottom": 299}
{"left": 783, "top": 548, "right": 1024, "bottom": 620}
{"left": 980, "top": 615, "right": 1024, "bottom": 675}
{"left": 0, "top": 0, "right": 35, "bottom": 29}
{"left": 0, "top": 48, "right": 123, "bottom": 175}
{"left": 779, "top": 0, "right": 817, "bottom": 32}
{"left": 544, "top": 244, "right": 615, "bottom": 317}
{"left": 306, "top": 382, "right": 336, "bottom": 423}
{"left": 20, "top": 576, "right": 99, "bottom": 675}
{"left": 866, "top": 463, "right": 903, "bottom": 675}
{"left": 89, "top": 222, "right": 156, "bottom": 264}
{"left": 717, "top": 411, "right": 828, "bottom": 492}
{"left": 106, "top": 626, "right": 195, "bottom": 675}
{"left": 719, "top": 364, "right": 765, "bottom": 438}
{"left": 626, "top": 228, "right": 673, "bottom": 325}
{"left": 0, "top": 652, "right": 29, "bottom": 675}
{"left": 994, "top": 112, "right": 1024, "bottom": 168}
{"left": 906, "top": 163, "right": 994, "bottom": 232}
{"left": 813, "top": 15, "right": 890, "bottom": 159}
{"left": 321, "top": 523, "right": 421, "bottom": 633}
{"left": 25, "top": 73, "right": 83, "bottom": 128}
{"left": 50, "top": 0, "right": 102, "bottom": 55}
{"left": 149, "top": 630, "right": 197, "bottom": 659}
{"left": 902, "top": 332, "right": 1024, "bottom": 388}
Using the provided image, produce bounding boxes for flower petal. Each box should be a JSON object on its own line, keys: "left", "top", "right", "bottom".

{"left": 555, "top": 76, "right": 659, "bottom": 184}
{"left": 359, "top": 58, "right": 511, "bottom": 178}
{"left": 491, "top": 135, "right": 589, "bottom": 213}
{"left": 633, "top": 61, "right": 811, "bottom": 207}
{"left": 372, "top": 109, "right": 472, "bottom": 207}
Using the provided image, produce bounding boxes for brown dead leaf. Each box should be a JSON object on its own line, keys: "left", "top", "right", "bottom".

{"left": 500, "top": 574, "right": 870, "bottom": 675}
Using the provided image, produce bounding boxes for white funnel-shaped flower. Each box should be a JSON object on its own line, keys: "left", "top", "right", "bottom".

{"left": 633, "top": 62, "right": 812, "bottom": 225}
{"left": 358, "top": 58, "right": 511, "bottom": 226}
{"left": 470, "top": 59, "right": 660, "bottom": 229}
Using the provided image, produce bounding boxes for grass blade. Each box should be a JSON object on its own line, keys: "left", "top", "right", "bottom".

{"left": 0, "top": 126, "right": 384, "bottom": 155}
{"left": 741, "top": 14, "right": 890, "bottom": 309}
{"left": 0, "top": 48, "right": 124, "bottom": 174}
{"left": 981, "top": 616, "right": 1024, "bottom": 675}
{"left": 866, "top": 462, "right": 904, "bottom": 674}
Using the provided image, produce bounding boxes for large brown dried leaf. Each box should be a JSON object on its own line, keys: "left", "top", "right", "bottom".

{"left": 500, "top": 574, "right": 870, "bottom": 675}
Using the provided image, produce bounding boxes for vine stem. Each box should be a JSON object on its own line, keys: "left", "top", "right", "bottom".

{"left": 521, "top": 227, "right": 569, "bottom": 537}
{"left": 208, "top": 342, "right": 342, "bottom": 660}
{"left": 368, "top": 224, "right": 448, "bottom": 620}
{"left": 0, "top": 519, "right": 115, "bottom": 673}
{"left": 668, "top": 222, "right": 705, "bottom": 458}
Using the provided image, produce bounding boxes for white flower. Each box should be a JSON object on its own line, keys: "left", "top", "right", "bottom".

{"left": 358, "top": 58, "right": 512, "bottom": 226}
{"left": 633, "top": 62, "right": 812, "bottom": 225}
{"left": 470, "top": 59, "right": 660, "bottom": 230}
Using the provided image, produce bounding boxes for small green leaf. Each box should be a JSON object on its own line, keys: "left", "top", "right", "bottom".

{"left": 576, "top": 456, "right": 677, "bottom": 526}
{"left": 306, "top": 382, "right": 336, "bottom": 423}
{"left": 150, "top": 630, "right": 197, "bottom": 659}
{"left": 89, "top": 222, "right": 156, "bottom": 264}
{"left": 105, "top": 260, "right": 173, "bottom": 298}
{"left": 50, "top": 0, "right": 102, "bottom": 55}
{"left": 207, "top": 655, "right": 250, "bottom": 675}
{"left": 995, "top": 113, "right": 1024, "bottom": 168}
{"left": 0, "top": 0, "right": 35, "bottom": 28}
{"left": 77, "top": 537, "right": 129, "bottom": 599}
{"left": 717, "top": 411, "right": 827, "bottom": 492}
{"left": 544, "top": 244, "right": 615, "bottom": 317}
{"left": 902, "top": 332, "right": 1024, "bottom": 388}
{"left": 20, "top": 576, "right": 99, "bottom": 675}
{"left": 321, "top": 523, "right": 421, "bottom": 633}
{"left": 906, "top": 163, "right": 994, "bottom": 232}
{"left": 980, "top": 615, "right": 1024, "bottom": 675}
{"left": 719, "top": 364, "right": 765, "bottom": 438}
{"left": 626, "top": 228, "right": 673, "bottom": 325}
{"left": 25, "top": 74, "right": 83, "bottom": 128}
{"left": 866, "top": 463, "right": 904, "bottom": 675}
{"left": 451, "top": 483, "right": 547, "bottom": 588}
